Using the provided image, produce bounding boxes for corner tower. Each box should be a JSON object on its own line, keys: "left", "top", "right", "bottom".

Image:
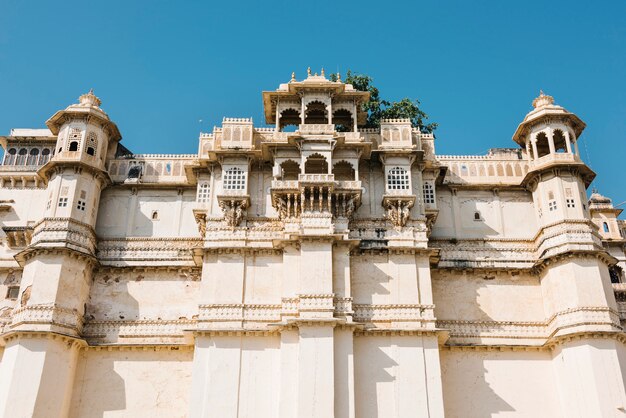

{"left": 513, "top": 92, "right": 626, "bottom": 416}
{"left": 0, "top": 91, "right": 121, "bottom": 417}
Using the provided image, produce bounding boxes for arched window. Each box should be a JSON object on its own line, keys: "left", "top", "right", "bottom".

{"left": 86, "top": 132, "right": 97, "bottom": 156}
{"left": 151, "top": 211, "right": 159, "bottom": 220}
{"left": 603, "top": 222, "right": 610, "bottom": 233}
{"left": 279, "top": 108, "right": 300, "bottom": 132}
{"left": 304, "top": 101, "right": 328, "bottom": 124}
{"left": 68, "top": 128, "right": 82, "bottom": 152}
{"left": 16, "top": 148, "right": 27, "bottom": 165}
{"left": 304, "top": 154, "right": 328, "bottom": 174}
{"left": 27, "top": 148, "right": 39, "bottom": 165}
{"left": 280, "top": 160, "right": 300, "bottom": 180}
{"left": 332, "top": 161, "right": 355, "bottom": 181}
{"left": 553, "top": 129, "right": 567, "bottom": 153}
{"left": 387, "top": 167, "right": 409, "bottom": 191}
{"left": 197, "top": 181, "right": 211, "bottom": 203}
{"left": 423, "top": 182, "right": 435, "bottom": 204}
{"left": 4, "top": 148, "right": 16, "bottom": 165}
{"left": 333, "top": 109, "right": 354, "bottom": 132}
{"left": 41, "top": 148, "right": 51, "bottom": 164}
{"left": 127, "top": 165, "right": 142, "bottom": 179}
{"left": 223, "top": 167, "right": 246, "bottom": 190}
{"left": 536, "top": 132, "right": 550, "bottom": 158}
{"left": 474, "top": 211, "right": 481, "bottom": 221}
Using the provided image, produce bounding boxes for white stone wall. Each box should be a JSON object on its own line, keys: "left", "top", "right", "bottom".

{"left": 69, "top": 348, "right": 193, "bottom": 418}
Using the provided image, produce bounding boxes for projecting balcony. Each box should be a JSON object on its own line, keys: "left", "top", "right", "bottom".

{"left": 529, "top": 153, "right": 581, "bottom": 171}
{"left": 298, "top": 173, "right": 335, "bottom": 185}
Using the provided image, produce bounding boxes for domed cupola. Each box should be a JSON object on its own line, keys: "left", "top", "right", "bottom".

{"left": 513, "top": 91, "right": 595, "bottom": 188}
{"left": 44, "top": 89, "right": 121, "bottom": 172}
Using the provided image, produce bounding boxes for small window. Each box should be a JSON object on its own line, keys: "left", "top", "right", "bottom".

{"left": 223, "top": 167, "right": 246, "bottom": 190}
{"left": 423, "top": 182, "right": 435, "bottom": 204}
{"left": 197, "top": 182, "right": 211, "bottom": 203}
{"left": 77, "top": 200, "right": 86, "bottom": 211}
{"left": 69, "top": 141, "right": 79, "bottom": 152}
{"left": 548, "top": 200, "right": 557, "bottom": 211}
{"left": 6, "top": 286, "right": 19, "bottom": 300}
{"left": 603, "top": 222, "right": 610, "bottom": 233}
{"left": 58, "top": 197, "right": 68, "bottom": 207}
{"left": 387, "top": 167, "right": 409, "bottom": 191}
{"left": 128, "top": 165, "right": 142, "bottom": 179}
{"left": 151, "top": 211, "right": 159, "bottom": 220}
{"left": 85, "top": 132, "right": 97, "bottom": 157}
{"left": 566, "top": 199, "right": 575, "bottom": 208}
{"left": 474, "top": 211, "right": 481, "bottom": 221}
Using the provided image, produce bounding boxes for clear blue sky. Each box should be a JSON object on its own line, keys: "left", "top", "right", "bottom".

{"left": 1, "top": 0, "right": 624, "bottom": 209}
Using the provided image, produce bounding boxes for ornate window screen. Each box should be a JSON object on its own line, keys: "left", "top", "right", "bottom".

{"left": 423, "top": 182, "right": 435, "bottom": 204}
{"left": 197, "top": 181, "right": 211, "bottom": 202}
{"left": 223, "top": 168, "right": 246, "bottom": 190}
{"left": 86, "top": 132, "right": 98, "bottom": 156}
{"left": 387, "top": 167, "right": 409, "bottom": 191}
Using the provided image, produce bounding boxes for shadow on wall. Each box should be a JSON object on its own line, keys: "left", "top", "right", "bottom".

{"left": 354, "top": 338, "right": 398, "bottom": 418}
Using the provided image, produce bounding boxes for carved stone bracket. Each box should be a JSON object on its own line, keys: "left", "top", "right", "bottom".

{"left": 382, "top": 195, "right": 416, "bottom": 228}
{"left": 217, "top": 195, "right": 249, "bottom": 228}
{"left": 192, "top": 209, "right": 207, "bottom": 238}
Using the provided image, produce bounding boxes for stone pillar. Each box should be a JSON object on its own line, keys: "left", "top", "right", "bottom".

{"left": 540, "top": 256, "right": 626, "bottom": 416}
{"left": 294, "top": 239, "right": 335, "bottom": 418}
{"left": 0, "top": 333, "right": 82, "bottom": 418}
{"left": 0, "top": 250, "right": 93, "bottom": 418}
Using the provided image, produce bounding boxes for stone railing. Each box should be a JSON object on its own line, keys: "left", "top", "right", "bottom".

{"left": 439, "top": 157, "right": 528, "bottom": 185}
{"left": 108, "top": 156, "right": 192, "bottom": 184}
{"left": 335, "top": 180, "right": 362, "bottom": 190}
{"left": 298, "top": 124, "right": 335, "bottom": 135}
{"left": 299, "top": 173, "right": 335, "bottom": 183}
{"left": 529, "top": 153, "right": 580, "bottom": 170}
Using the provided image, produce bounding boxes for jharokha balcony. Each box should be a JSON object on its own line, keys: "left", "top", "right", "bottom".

{"left": 270, "top": 172, "right": 362, "bottom": 226}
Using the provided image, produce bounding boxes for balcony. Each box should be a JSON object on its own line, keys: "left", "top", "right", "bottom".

{"left": 529, "top": 153, "right": 580, "bottom": 171}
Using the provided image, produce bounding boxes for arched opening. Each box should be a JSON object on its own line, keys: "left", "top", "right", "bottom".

{"left": 333, "top": 109, "right": 354, "bottom": 132}
{"left": 304, "top": 154, "right": 328, "bottom": 174}
{"left": 16, "top": 148, "right": 27, "bottom": 165}
{"left": 553, "top": 129, "right": 567, "bottom": 153}
{"left": 332, "top": 161, "right": 355, "bottom": 181}
{"left": 5, "top": 148, "right": 16, "bottom": 165}
{"left": 86, "top": 132, "right": 98, "bottom": 157}
{"left": 69, "top": 141, "right": 79, "bottom": 152}
{"left": 27, "top": 148, "right": 39, "bottom": 165}
{"left": 535, "top": 132, "right": 550, "bottom": 158}
{"left": 609, "top": 265, "right": 623, "bottom": 284}
{"left": 128, "top": 165, "right": 142, "bottom": 179}
{"left": 603, "top": 222, "right": 610, "bottom": 233}
{"left": 151, "top": 211, "right": 159, "bottom": 220}
{"left": 474, "top": 211, "right": 481, "bottom": 221}
{"left": 41, "top": 148, "right": 51, "bottom": 164}
{"left": 280, "top": 160, "right": 300, "bottom": 180}
{"left": 304, "top": 101, "right": 328, "bottom": 125}
{"left": 387, "top": 167, "right": 409, "bottom": 191}
{"left": 279, "top": 109, "right": 300, "bottom": 132}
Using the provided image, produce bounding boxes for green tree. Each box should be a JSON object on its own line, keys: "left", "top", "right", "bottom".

{"left": 330, "top": 70, "right": 437, "bottom": 133}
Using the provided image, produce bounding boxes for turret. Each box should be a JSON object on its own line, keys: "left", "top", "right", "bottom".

{"left": 513, "top": 91, "right": 595, "bottom": 228}
{"left": 37, "top": 90, "right": 121, "bottom": 233}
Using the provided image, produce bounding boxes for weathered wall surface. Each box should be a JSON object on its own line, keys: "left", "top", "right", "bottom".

{"left": 88, "top": 270, "right": 200, "bottom": 322}
{"left": 69, "top": 348, "right": 193, "bottom": 418}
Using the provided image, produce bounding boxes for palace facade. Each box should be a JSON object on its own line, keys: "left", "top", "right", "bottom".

{"left": 0, "top": 70, "right": 625, "bottom": 417}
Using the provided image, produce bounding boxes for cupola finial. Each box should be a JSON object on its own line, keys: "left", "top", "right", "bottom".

{"left": 532, "top": 90, "right": 554, "bottom": 109}
{"left": 78, "top": 89, "right": 101, "bottom": 107}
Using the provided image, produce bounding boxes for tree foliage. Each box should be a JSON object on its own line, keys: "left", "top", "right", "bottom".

{"left": 330, "top": 70, "right": 437, "bottom": 133}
